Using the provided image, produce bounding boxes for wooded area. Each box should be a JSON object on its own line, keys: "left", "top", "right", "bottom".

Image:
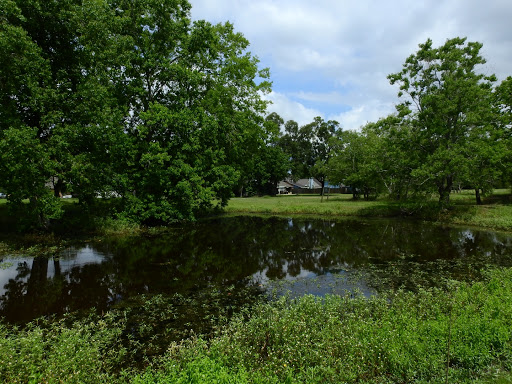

{"left": 1, "top": 1, "right": 511, "bottom": 229}
{"left": 1, "top": 0, "right": 274, "bottom": 228}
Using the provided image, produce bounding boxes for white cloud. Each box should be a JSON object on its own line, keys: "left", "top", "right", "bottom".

{"left": 263, "top": 91, "right": 322, "bottom": 127}
{"left": 291, "top": 91, "right": 347, "bottom": 106}
{"left": 190, "top": 0, "right": 512, "bottom": 128}
{"left": 330, "top": 100, "right": 396, "bottom": 132}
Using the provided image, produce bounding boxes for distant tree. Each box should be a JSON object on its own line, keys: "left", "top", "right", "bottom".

{"left": 235, "top": 113, "right": 288, "bottom": 196}
{"left": 363, "top": 116, "right": 420, "bottom": 201}
{"left": 278, "top": 120, "right": 301, "bottom": 177}
{"left": 279, "top": 119, "right": 314, "bottom": 180}
{"left": 388, "top": 37, "right": 498, "bottom": 205}
{"left": 279, "top": 116, "right": 338, "bottom": 195}
{"left": 327, "top": 129, "right": 384, "bottom": 200}
{"left": 305, "top": 117, "right": 339, "bottom": 197}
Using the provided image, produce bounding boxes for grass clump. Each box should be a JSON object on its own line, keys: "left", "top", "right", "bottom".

{"left": 137, "top": 268, "right": 512, "bottom": 383}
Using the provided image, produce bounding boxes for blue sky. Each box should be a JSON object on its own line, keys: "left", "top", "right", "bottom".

{"left": 189, "top": 0, "right": 512, "bottom": 130}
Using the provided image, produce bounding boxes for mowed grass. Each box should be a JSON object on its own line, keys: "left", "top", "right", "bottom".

{"left": 225, "top": 190, "right": 512, "bottom": 231}
{"left": 225, "top": 194, "right": 393, "bottom": 216}
{"left": 1, "top": 189, "right": 511, "bottom": 232}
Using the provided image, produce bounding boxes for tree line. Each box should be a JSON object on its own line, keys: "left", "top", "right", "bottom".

{"left": 1, "top": 0, "right": 511, "bottom": 229}
{"left": 328, "top": 38, "right": 512, "bottom": 204}
{"left": 261, "top": 38, "right": 512, "bottom": 205}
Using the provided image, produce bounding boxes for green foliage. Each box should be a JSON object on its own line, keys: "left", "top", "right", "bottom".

{"left": 133, "top": 353, "right": 254, "bottom": 384}
{"left": 0, "top": 314, "right": 128, "bottom": 384}
{"left": 0, "top": 0, "right": 272, "bottom": 229}
{"left": 236, "top": 113, "right": 289, "bottom": 196}
{"left": 326, "top": 38, "right": 510, "bottom": 206}
{"left": 279, "top": 116, "right": 339, "bottom": 189}
{"left": 327, "top": 128, "right": 384, "bottom": 200}
{"left": 388, "top": 37, "right": 500, "bottom": 205}
{"left": 139, "top": 268, "right": 512, "bottom": 383}
{"left": 2, "top": 263, "right": 512, "bottom": 383}
{"left": 0, "top": 126, "right": 62, "bottom": 229}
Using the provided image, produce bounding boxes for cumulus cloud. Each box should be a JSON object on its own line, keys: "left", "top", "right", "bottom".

{"left": 263, "top": 91, "right": 322, "bottom": 127}
{"left": 330, "top": 100, "right": 396, "bottom": 131}
{"left": 189, "top": 0, "right": 512, "bottom": 128}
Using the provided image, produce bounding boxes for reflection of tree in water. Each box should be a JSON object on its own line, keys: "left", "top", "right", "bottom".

{"left": 0, "top": 256, "right": 118, "bottom": 323}
{"left": 1, "top": 217, "right": 512, "bottom": 323}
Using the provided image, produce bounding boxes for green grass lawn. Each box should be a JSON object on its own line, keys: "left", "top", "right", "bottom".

{"left": 225, "top": 194, "right": 387, "bottom": 216}
{"left": 1, "top": 189, "right": 511, "bottom": 234}
{"left": 225, "top": 190, "right": 512, "bottom": 231}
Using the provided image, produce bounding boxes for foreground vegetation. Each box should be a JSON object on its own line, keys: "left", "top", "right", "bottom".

{"left": 225, "top": 189, "right": 512, "bottom": 232}
{"left": 1, "top": 268, "right": 512, "bottom": 383}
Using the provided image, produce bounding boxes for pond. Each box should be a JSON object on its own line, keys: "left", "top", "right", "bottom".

{"left": 1, "top": 216, "right": 512, "bottom": 328}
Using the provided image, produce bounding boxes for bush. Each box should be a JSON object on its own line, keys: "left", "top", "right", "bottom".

{"left": 0, "top": 315, "right": 127, "bottom": 384}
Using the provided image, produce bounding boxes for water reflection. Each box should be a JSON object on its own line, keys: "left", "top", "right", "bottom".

{"left": 1, "top": 216, "right": 512, "bottom": 323}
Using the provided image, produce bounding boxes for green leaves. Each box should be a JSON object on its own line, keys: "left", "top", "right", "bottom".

{"left": 387, "top": 38, "right": 500, "bottom": 204}
{"left": 0, "top": 0, "right": 273, "bottom": 227}
{"left": 327, "top": 128, "right": 384, "bottom": 200}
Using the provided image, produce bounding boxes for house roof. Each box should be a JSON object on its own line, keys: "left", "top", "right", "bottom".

{"left": 293, "top": 178, "right": 322, "bottom": 189}
{"left": 278, "top": 180, "right": 295, "bottom": 188}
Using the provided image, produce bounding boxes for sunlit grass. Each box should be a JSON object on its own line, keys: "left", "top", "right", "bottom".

{"left": 226, "top": 189, "right": 512, "bottom": 231}
{"left": 225, "top": 194, "right": 393, "bottom": 216}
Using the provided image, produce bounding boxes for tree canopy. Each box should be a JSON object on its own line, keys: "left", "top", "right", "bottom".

{"left": 2, "top": 19, "right": 511, "bottom": 230}
{"left": 327, "top": 38, "right": 510, "bottom": 204}
{"left": 0, "top": 0, "right": 272, "bottom": 228}
{"left": 387, "top": 37, "right": 499, "bottom": 204}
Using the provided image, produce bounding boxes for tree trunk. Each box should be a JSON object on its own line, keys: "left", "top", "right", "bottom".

{"left": 438, "top": 176, "right": 453, "bottom": 206}
{"left": 53, "top": 177, "right": 64, "bottom": 198}
{"left": 475, "top": 188, "right": 482, "bottom": 205}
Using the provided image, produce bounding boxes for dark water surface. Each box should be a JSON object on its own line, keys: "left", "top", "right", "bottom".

{"left": 1, "top": 216, "right": 512, "bottom": 324}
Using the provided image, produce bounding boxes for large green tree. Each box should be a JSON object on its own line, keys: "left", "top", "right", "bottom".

{"left": 495, "top": 77, "right": 512, "bottom": 188}
{"left": 0, "top": 0, "right": 272, "bottom": 228}
{"left": 116, "top": 11, "right": 271, "bottom": 222}
{"left": 388, "top": 37, "right": 498, "bottom": 205}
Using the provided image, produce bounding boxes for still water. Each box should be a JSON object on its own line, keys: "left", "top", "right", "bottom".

{"left": 1, "top": 216, "right": 512, "bottom": 324}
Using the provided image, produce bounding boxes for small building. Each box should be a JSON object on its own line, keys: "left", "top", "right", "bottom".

{"left": 277, "top": 180, "right": 295, "bottom": 194}
{"left": 293, "top": 178, "right": 322, "bottom": 190}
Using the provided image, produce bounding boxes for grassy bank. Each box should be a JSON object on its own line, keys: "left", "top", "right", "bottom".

{"left": 225, "top": 190, "right": 512, "bottom": 231}
{"left": 0, "top": 189, "right": 510, "bottom": 256}
{"left": 2, "top": 268, "right": 512, "bottom": 383}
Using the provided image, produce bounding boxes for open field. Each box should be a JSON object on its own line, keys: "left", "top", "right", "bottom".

{"left": 225, "top": 189, "right": 512, "bottom": 231}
